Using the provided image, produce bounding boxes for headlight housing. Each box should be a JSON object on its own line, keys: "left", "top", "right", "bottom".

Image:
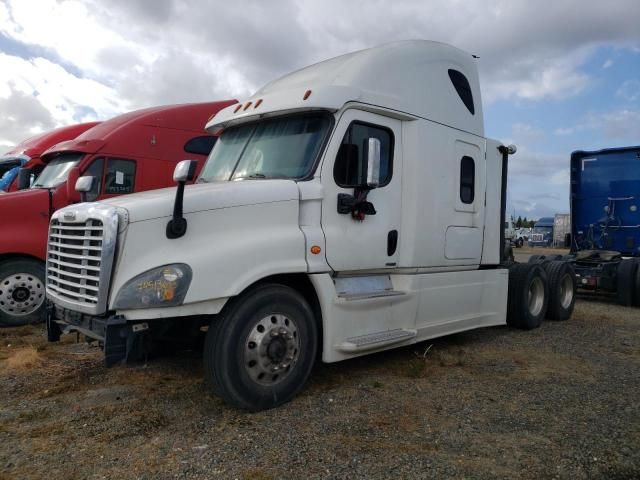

{"left": 113, "top": 264, "right": 192, "bottom": 310}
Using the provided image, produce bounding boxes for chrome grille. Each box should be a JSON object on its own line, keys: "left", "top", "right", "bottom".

{"left": 46, "top": 203, "right": 120, "bottom": 315}
{"left": 47, "top": 219, "right": 104, "bottom": 306}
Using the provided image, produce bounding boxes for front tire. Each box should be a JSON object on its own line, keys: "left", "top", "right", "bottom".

{"left": 203, "top": 284, "right": 318, "bottom": 411}
{"left": 0, "top": 259, "right": 46, "bottom": 327}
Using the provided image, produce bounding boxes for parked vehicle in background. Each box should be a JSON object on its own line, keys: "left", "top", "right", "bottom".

{"left": 553, "top": 213, "right": 570, "bottom": 247}
{"left": 528, "top": 217, "right": 554, "bottom": 247}
{"left": 47, "top": 40, "right": 576, "bottom": 411}
{"left": 505, "top": 218, "right": 527, "bottom": 247}
{"left": 0, "top": 123, "right": 100, "bottom": 192}
{"left": 0, "top": 101, "right": 235, "bottom": 326}
{"left": 564, "top": 145, "right": 640, "bottom": 305}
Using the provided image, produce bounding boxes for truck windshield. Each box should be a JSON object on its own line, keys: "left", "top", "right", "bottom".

{"left": 32, "top": 153, "right": 83, "bottom": 189}
{"left": 197, "top": 113, "right": 331, "bottom": 182}
{"left": 533, "top": 226, "right": 552, "bottom": 234}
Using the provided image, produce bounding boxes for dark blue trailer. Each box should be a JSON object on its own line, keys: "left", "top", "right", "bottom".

{"left": 567, "top": 145, "right": 640, "bottom": 305}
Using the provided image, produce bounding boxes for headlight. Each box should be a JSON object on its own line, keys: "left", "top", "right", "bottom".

{"left": 113, "top": 264, "right": 192, "bottom": 310}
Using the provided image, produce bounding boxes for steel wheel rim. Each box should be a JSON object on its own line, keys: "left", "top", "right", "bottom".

{"left": 0, "top": 273, "right": 45, "bottom": 316}
{"left": 244, "top": 313, "right": 300, "bottom": 386}
{"left": 528, "top": 276, "right": 545, "bottom": 317}
{"left": 559, "top": 273, "right": 574, "bottom": 309}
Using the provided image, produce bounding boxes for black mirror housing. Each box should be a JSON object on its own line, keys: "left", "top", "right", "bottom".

{"left": 16, "top": 168, "right": 31, "bottom": 190}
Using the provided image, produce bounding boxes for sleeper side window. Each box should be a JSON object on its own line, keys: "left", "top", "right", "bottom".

{"left": 83, "top": 158, "right": 104, "bottom": 202}
{"left": 334, "top": 122, "right": 393, "bottom": 187}
{"left": 104, "top": 158, "right": 136, "bottom": 194}
{"left": 460, "top": 156, "right": 475, "bottom": 204}
{"left": 448, "top": 69, "right": 475, "bottom": 115}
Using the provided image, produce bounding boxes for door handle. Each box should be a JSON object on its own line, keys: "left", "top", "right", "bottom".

{"left": 387, "top": 230, "right": 398, "bottom": 256}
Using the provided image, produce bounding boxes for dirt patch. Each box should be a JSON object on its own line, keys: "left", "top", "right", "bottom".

{"left": 0, "top": 298, "right": 639, "bottom": 479}
{"left": 3, "top": 345, "right": 44, "bottom": 370}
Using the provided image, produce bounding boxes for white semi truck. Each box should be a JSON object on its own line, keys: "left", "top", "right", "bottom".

{"left": 46, "top": 41, "right": 577, "bottom": 411}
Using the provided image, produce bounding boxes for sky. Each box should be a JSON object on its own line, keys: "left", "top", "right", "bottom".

{"left": 0, "top": 0, "right": 639, "bottom": 219}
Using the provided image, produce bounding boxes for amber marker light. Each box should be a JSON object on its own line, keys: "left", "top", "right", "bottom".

{"left": 310, "top": 245, "right": 321, "bottom": 255}
{"left": 254, "top": 99, "right": 263, "bottom": 108}
{"left": 233, "top": 104, "right": 243, "bottom": 113}
{"left": 303, "top": 89, "right": 312, "bottom": 100}
{"left": 243, "top": 101, "right": 253, "bottom": 110}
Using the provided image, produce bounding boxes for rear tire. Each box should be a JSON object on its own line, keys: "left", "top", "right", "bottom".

{"left": 507, "top": 263, "right": 548, "bottom": 330}
{"left": 634, "top": 265, "right": 640, "bottom": 307}
{"left": 0, "top": 259, "right": 46, "bottom": 327}
{"left": 203, "top": 284, "right": 318, "bottom": 411}
{"left": 543, "top": 261, "right": 576, "bottom": 321}
{"left": 516, "top": 238, "right": 524, "bottom": 248}
{"left": 617, "top": 259, "right": 638, "bottom": 306}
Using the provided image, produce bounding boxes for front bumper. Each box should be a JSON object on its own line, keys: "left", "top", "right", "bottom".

{"left": 47, "top": 303, "right": 142, "bottom": 367}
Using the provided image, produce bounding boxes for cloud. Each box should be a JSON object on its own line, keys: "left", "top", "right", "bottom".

{"left": 602, "top": 59, "right": 614, "bottom": 68}
{"left": 616, "top": 79, "right": 640, "bottom": 101}
{"left": 589, "top": 109, "right": 640, "bottom": 139}
{"left": 0, "top": 87, "right": 55, "bottom": 147}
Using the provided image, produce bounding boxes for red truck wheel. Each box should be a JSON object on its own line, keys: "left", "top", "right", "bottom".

{"left": 0, "top": 259, "right": 46, "bottom": 327}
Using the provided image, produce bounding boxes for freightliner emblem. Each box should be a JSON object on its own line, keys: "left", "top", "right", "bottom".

{"left": 63, "top": 211, "right": 76, "bottom": 221}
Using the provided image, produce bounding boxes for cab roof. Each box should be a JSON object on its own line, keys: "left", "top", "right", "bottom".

{"left": 2, "top": 122, "right": 100, "bottom": 159}
{"left": 43, "top": 101, "right": 237, "bottom": 158}
{"left": 207, "top": 40, "right": 483, "bottom": 137}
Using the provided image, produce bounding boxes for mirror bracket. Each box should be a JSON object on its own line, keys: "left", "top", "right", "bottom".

{"left": 166, "top": 160, "right": 197, "bottom": 239}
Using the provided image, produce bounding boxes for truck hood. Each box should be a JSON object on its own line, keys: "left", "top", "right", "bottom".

{"left": 0, "top": 187, "right": 49, "bottom": 213}
{"left": 0, "top": 188, "right": 50, "bottom": 232}
{"left": 102, "top": 179, "right": 301, "bottom": 223}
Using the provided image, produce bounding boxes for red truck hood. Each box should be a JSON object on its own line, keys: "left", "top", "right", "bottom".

{"left": 0, "top": 188, "right": 50, "bottom": 233}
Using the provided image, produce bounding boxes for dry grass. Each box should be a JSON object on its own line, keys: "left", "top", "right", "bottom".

{"left": 3, "top": 345, "right": 44, "bottom": 370}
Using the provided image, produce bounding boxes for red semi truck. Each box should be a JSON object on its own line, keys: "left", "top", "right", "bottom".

{"left": 0, "top": 100, "right": 236, "bottom": 326}
{"left": 0, "top": 123, "right": 100, "bottom": 192}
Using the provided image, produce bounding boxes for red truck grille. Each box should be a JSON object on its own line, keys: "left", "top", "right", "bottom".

{"left": 47, "top": 219, "right": 104, "bottom": 306}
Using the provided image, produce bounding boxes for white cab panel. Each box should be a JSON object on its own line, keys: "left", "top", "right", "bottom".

{"left": 320, "top": 109, "right": 402, "bottom": 271}
{"left": 315, "top": 268, "right": 508, "bottom": 362}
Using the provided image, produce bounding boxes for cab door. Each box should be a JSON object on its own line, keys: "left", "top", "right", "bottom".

{"left": 320, "top": 109, "right": 402, "bottom": 272}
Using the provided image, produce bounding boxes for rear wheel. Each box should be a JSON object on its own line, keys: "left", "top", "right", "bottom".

{"left": 507, "top": 263, "right": 548, "bottom": 330}
{"left": 516, "top": 238, "right": 524, "bottom": 248}
{"left": 543, "top": 261, "right": 576, "bottom": 320}
{"left": 0, "top": 259, "right": 46, "bottom": 327}
{"left": 203, "top": 284, "right": 318, "bottom": 411}
{"left": 634, "top": 265, "right": 640, "bottom": 307}
{"left": 617, "top": 259, "right": 638, "bottom": 306}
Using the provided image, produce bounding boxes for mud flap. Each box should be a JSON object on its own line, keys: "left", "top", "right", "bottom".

{"left": 46, "top": 303, "right": 61, "bottom": 342}
{"left": 104, "top": 316, "right": 129, "bottom": 367}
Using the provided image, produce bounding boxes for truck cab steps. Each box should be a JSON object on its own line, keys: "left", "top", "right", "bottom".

{"left": 335, "top": 328, "right": 416, "bottom": 353}
{"left": 337, "top": 290, "right": 406, "bottom": 301}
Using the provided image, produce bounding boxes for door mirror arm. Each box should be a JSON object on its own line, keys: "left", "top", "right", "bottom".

{"left": 166, "top": 160, "right": 197, "bottom": 239}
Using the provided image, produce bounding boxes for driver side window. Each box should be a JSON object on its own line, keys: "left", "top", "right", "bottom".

{"left": 333, "top": 122, "right": 393, "bottom": 188}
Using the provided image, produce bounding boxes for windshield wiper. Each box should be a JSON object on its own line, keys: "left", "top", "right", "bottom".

{"left": 245, "top": 173, "right": 268, "bottom": 179}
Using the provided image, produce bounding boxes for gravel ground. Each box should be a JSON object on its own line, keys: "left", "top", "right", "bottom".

{"left": 0, "top": 269, "right": 638, "bottom": 479}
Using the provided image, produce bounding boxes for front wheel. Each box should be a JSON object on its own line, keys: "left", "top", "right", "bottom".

{"left": 0, "top": 259, "right": 46, "bottom": 327}
{"left": 203, "top": 284, "right": 318, "bottom": 411}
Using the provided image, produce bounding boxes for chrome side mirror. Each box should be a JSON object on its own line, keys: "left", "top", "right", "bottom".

{"left": 173, "top": 159, "right": 197, "bottom": 183}
{"left": 366, "top": 137, "right": 381, "bottom": 188}
{"left": 75, "top": 176, "right": 94, "bottom": 193}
